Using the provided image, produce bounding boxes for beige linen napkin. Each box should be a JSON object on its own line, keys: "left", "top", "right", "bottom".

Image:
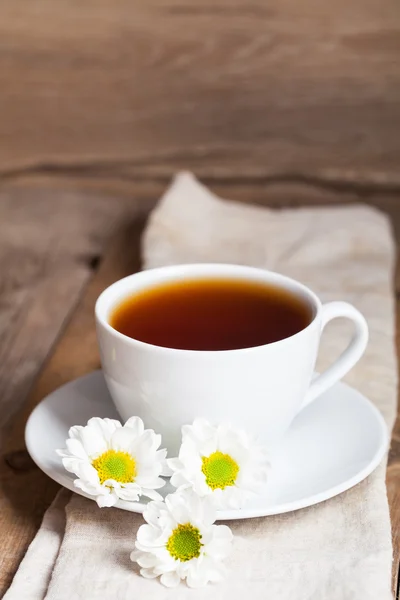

{"left": 6, "top": 173, "right": 396, "bottom": 599}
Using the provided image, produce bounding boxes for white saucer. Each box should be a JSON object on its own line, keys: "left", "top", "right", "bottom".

{"left": 25, "top": 370, "right": 388, "bottom": 520}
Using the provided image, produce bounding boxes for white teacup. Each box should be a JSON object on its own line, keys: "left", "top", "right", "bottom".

{"left": 95, "top": 264, "right": 368, "bottom": 454}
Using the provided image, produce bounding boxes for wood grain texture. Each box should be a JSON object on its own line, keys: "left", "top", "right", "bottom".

{"left": 1, "top": 0, "right": 400, "bottom": 592}
{"left": 1, "top": 0, "right": 400, "bottom": 186}
{"left": 0, "top": 186, "right": 139, "bottom": 444}
{"left": 387, "top": 280, "right": 400, "bottom": 598}
{"left": 0, "top": 203, "right": 151, "bottom": 594}
{"left": 0, "top": 183, "right": 399, "bottom": 596}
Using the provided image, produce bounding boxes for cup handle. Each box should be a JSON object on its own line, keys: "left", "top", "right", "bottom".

{"left": 300, "top": 301, "right": 369, "bottom": 410}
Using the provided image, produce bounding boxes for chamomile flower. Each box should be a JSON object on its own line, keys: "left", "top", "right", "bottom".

{"left": 131, "top": 490, "right": 233, "bottom": 588}
{"left": 57, "top": 416, "right": 169, "bottom": 507}
{"left": 168, "top": 418, "right": 270, "bottom": 509}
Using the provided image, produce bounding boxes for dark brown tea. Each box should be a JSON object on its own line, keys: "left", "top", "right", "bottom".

{"left": 109, "top": 278, "right": 312, "bottom": 351}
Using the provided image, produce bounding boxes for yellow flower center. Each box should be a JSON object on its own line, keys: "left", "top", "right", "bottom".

{"left": 201, "top": 450, "right": 239, "bottom": 490}
{"left": 92, "top": 450, "right": 136, "bottom": 485}
{"left": 166, "top": 523, "right": 203, "bottom": 562}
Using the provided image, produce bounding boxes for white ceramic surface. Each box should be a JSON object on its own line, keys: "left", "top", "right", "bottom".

{"left": 25, "top": 370, "right": 388, "bottom": 520}
{"left": 95, "top": 264, "right": 369, "bottom": 454}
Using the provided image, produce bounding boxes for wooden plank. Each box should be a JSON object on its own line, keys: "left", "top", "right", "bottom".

{"left": 387, "top": 285, "right": 400, "bottom": 598}
{"left": 0, "top": 0, "right": 400, "bottom": 184}
{"left": 388, "top": 426, "right": 400, "bottom": 598}
{"left": 0, "top": 186, "right": 135, "bottom": 442}
{"left": 0, "top": 215, "right": 147, "bottom": 594}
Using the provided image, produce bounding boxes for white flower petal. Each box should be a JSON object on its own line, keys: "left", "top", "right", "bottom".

{"left": 192, "top": 477, "right": 211, "bottom": 497}
{"left": 64, "top": 438, "right": 87, "bottom": 459}
{"left": 73, "top": 478, "right": 101, "bottom": 496}
{"left": 212, "top": 524, "right": 233, "bottom": 543}
{"left": 156, "top": 449, "right": 171, "bottom": 476}
{"left": 110, "top": 426, "right": 136, "bottom": 452}
{"left": 58, "top": 416, "right": 167, "bottom": 507}
{"left": 130, "top": 549, "right": 141, "bottom": 562}
{"left": 132, "top": 551, "right": 159, "bottom": 569}
{"left": 167, "top": 457, "right": 183, "bottom": 471}
{"left": 135, "top": 430, "right": 162, "bottom": 459}
{"left": 124, "top": 416, "right": 144, "bottom": 437}
{"left": 179, "top": 439, "right": 207, "bottom": 467}
{"left": 140, "top": 568, "right": 159, "bottom": 579}
{"left": 204, "top": 525, "right": 233, "bottom": 559}
{"left": 55, "top": 448, "right": 69, "bottom": 458}
{"left": 75, "top": 462, "right": 100, "bottom": 485}
{"left": 187, "top": 418, "right": 215, "bottom": 444}
{"left": 115, "top": 485, "right": 141, "bottom": 502}
{"left": 142, "top": 500, "right": 166, "bottom": 524}
{"left": 61, "top": 457, "right": 85, "bottom": 475}
{"left": 137, "top": 524, "right": 165, "bottom": 548}
{"left": 87, "top": 417, "right": 121, "bottom": 445}
{"left": 137, "top": 473, "right": 165, "bottom": 489}
{"left": 199, "top": 496, "right": 216, "bottom": 527}
{"left": 132, "top": 490, "right": 232, "bottom": 588}
{"left": 198, "top": 556, "right": 228, "bottom": 584}
{"left": 96, "top": 492, "right": 117, "bottom": 508}
{"left": 79, "top": 426, "right": 108, "bottom": 458}
{"left": 186, "top": 571, "right": 208, "bottom": 588}
{"left": 170, "top": 472, "right": 190, "bottom": 490}
{"left": 165, "top": 493, "right": 192, "bottom": 524}
{"left": 68, "top": 425, "right": 84, "bottom": 440}
{"left": 141, "top": 488, "right": 163, "bottom": 502}
{"left": 104, "top": 478, "right": 121, "bottom": 490}
{"left": 153, "top": 547, "right": 177, "bottom": 569}
{"left": 160, "top": 571, "right": 180, "bottom": 588}
{"left": 169, "top": 419, "right": 269, "bottom": 509}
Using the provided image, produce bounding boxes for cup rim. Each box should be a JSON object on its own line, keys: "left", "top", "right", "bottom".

{"left": 95, "top": 263, "right": 322, "bottom": 355}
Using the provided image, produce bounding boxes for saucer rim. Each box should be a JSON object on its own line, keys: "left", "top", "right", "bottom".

{"left": 25, "top": 370, "right": 389, "bottom": 520}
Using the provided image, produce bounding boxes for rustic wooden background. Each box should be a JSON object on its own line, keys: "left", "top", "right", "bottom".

{"left": 1, "top": 0, "right": 400, "bottom": 596}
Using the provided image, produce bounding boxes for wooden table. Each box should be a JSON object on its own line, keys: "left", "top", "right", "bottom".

{"left": 1, "top": 0, "right": 400, "bottom": 596}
